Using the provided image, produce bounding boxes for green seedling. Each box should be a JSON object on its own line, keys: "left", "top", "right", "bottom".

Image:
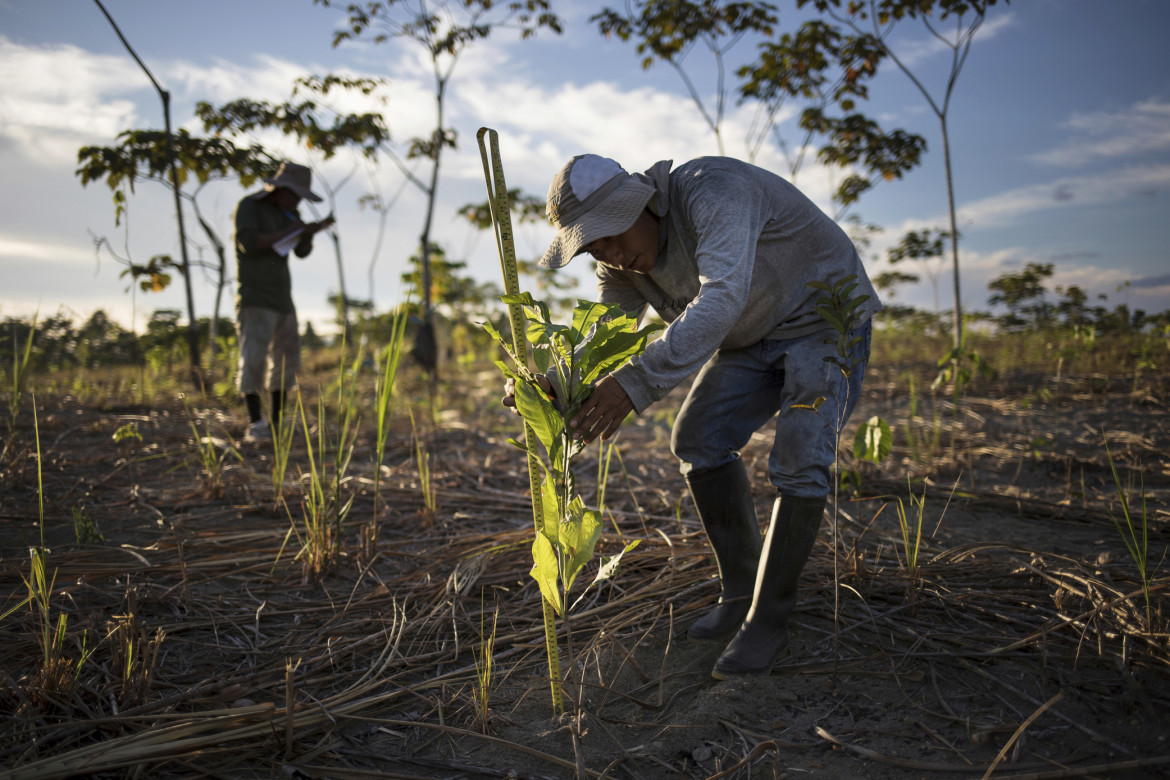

{"left": 72, "top": 504, "right": 104, "bottom": 545}
{"left": 894, "top": 481, "right": 926, "bottom": 584}
{"left": 294, "top": 392, "right": 336, "bottom": 581}
{"left": 803, "top": 275, "right": 892, "bottom": 658}
{"left": 472, "top": 599, "right": 499, "bottom": 734}
{"left": 845, "top": 414, "right": 895, "bottom": 496}
{"left": 270, "top": 366, "right": 296, "bottom": 511}
{"left": 1104, "top": 437, "right": 1167, "bottom": 631}
{"left": 368, "top": 305, "right": 409, "bottom": 555}
{"left": 484, "top": 294, "right": 654, "bottom": 709}
{"left": 111, "top": 422, "right": 142, "bottom": 445}
{"left": 412, "top": 409, "right": 438, "bottom": 521}
{"left": 933, "top": 315, "right": 996, "bottom": 454}
{"left": 20, "top": 398, "right": 93, "bottom": 705}
{"left": 292, "top": 345, "right": 359, "bottom": 581}
{"left": 7, "top": 312, "right": 37, "bottom": 428}
{"left": 23, "top": 549, "right": 78, "bottom": 700}
{"left": 904, "top": 373, "right": 941, "bottom": 464}
{"left": 270, "top": 411, "right": 296, "bottom": 510}
{"left": 596, "top": 438, "right": 623, "bottom": 541}
{"left": 106, "top": 592, "right": 164, "bottom": 709}
{"left": 187, "top": 416, "right": 240, "bottom": 498}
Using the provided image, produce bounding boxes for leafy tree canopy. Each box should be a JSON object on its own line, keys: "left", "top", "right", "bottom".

{"left": 594, "top": 0, "right": 778, "bottom": 69}
{"left": 195, "top": 75, "right": 392, "bottom": 160}
{"left": 77, "top": 129, "right": 277, "bottom": 198}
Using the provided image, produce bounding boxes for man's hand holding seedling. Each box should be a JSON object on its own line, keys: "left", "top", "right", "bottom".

{"left": 503, "top": 373, "right": 633, "bottom": 445}
{"left": 570, "top": 375, "right": 632, "bottom": 444}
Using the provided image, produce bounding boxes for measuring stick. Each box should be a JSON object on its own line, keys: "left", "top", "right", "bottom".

{"left": 476, "top": 127, "right": 564, "bottom": 714}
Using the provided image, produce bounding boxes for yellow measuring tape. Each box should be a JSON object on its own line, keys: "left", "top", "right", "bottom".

{"left": 476, "top": 127, "right": 563, "bottom": 714}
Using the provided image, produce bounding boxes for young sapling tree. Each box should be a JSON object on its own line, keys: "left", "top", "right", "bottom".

{"left": 484, "top": 293, "right": 659, "bottom": 708}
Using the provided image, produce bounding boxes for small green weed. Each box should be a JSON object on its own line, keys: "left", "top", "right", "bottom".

{"left": 111, "top": 422, "right": 142, "bottom": 445}
{"left": 72, "top": 505, "right": 104, "bottom": 545}
{"left": 187, "top": 416, "right": 240, "bottom": 498}
{"left": 7, "top": 312, "right": 36, "bottom": 429}
{"left": 1104, "top": 436, "right": 1167, "bottom": 631}
{"left": 472, "top": 599, "right": 498, "bottom": 734}
{"left": 366, "top": 306, "right": 409, "bottom": 558}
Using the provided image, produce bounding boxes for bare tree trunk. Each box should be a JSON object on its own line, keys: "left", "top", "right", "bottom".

{"left": 309, "top": 176, "right": 352, "bottom": 337}
{"left": 329, "top": 230, "right": 349, "bottom": 336}
{"left": 194, "top": 213, "right": 226, "bottom": 369}
{"left": 94, "top": 0, "right": 201, "bottom": 387}
{"left": 413, "top": 79, "right": 446, "bottom": 376}
{"left": 941, "top": 113, "right": 963, "bottom": 352}
{"left": 162, "top": 95, "right": 202, "bottom": 386}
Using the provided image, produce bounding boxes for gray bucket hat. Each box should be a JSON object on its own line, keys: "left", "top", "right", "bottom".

{"left": 540, "top": 154, "right": 655, "bottom": 269}
{"left": 251, "top": 161, "right": 323, "bottom": 203}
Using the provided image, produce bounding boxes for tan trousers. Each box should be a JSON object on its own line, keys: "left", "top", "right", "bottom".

{"left": 236, "top": 306, "right": 300, "bottom": 395}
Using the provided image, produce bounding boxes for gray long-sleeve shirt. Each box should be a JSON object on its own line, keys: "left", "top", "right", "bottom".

{"left": 600, "top": 157, "right": 882, "bottom": 413}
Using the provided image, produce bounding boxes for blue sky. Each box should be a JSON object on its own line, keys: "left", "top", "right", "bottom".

{"left": 1, "top": 0, "right": 1168, "bottom": 333}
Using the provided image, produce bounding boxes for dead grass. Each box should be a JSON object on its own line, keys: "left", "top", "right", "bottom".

{"left": 0, "top": 358, "right": 1167, "bottom": 779}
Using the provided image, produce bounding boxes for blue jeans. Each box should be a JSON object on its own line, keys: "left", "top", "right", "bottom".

{"left": 671, "top": 322, "right": 871, "bottom": 498}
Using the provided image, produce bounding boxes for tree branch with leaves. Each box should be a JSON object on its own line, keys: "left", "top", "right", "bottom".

{"left": 313, "top": 0, "right": 563, "bottom": 372}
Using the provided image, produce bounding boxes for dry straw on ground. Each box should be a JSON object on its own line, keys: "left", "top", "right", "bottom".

{"left": 1, "top": 367, "right": 1168, "bottom": 779}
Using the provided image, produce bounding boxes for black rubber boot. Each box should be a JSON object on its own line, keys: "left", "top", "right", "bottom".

{"left": 711, "top": 494, "right": 825, "bottom": 679}
{"left": 685, "top": 458, "right": 763, "bottom": 642}
{"left": 244, "top": 393, "right": 263, "bottom": 424}
{"left": 271, "top": 390, "right": 286, "bottom": 425}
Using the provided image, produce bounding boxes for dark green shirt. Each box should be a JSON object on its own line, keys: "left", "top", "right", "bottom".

{"left": 234, "top": 195, "right": 298, "bottom": 314}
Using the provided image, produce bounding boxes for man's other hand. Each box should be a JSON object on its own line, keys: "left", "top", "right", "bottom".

{"left": 571, "top": 375, "right": 632, "bottom": 444}
{"left": 502, "top": 375, "right": 554, "bottom": 416}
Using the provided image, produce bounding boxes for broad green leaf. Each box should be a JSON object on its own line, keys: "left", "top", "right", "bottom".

{"left": 530, "top": 533, "right": 563, "bottom": 616}
{"left": 578, "top": 323, "right": 664, "bottom": 386}
{"left": 570, "top": 300, "right": 613, "bottom": 345}
{"left": 514, "top": 378, "right": 563, "bottom": 463}
{"left": 521, "top": 300, "right": 552, "bottom": 324}
{"left": 853, "top": 415, "right": 893, "bottom": 463}
{"left": 532, "top": 344, "right": 551, "bottom": 374}
{"left": 560, "top": 503, "right": 602, "bottom": 592}
{"left": 482, "top": 320, "right": 505, "bottom": 345}
{"left": 526, "top": 319, "right": 567, "bottom": 348}
{"left": 815, "top": 307, "right": 845, "bottom": 332}
{"left": 501, "top": 291, "right": 536, "bottom": 307}
{"left": 540, "top": 470, "right": 561, "bottom": 540}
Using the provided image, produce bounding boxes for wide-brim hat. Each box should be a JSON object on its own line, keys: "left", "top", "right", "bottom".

{"left": 252, "top": 161, "right": 323, "bottom": 202}
{"left": 539, "top": 154, "right": 655, "bottom": 269}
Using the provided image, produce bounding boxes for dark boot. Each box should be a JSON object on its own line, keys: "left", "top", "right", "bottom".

{"left": 685, "top": 458, "right": 763, "bottom": 642}
{"left": 244, "top": 393, "right": 263, "bottom": 424}
{"left": 271, "top": 390, "right": 286, "bottom": 425}
{"left": 711, "top": 494, "right": 825, "bottom": 678}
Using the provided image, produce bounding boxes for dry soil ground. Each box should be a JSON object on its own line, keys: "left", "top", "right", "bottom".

{"left": 0, "top": 365, "right": 1168, "bottom": 779}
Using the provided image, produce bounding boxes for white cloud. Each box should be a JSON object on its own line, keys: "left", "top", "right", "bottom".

{"left": 0, "top": 235, "right": 95, "bottom": 264}
{"left": 890, "top": 11, "right": 1016, "bottom": 68}
{"left": 1031, "top": 98, "right": 1170, "bottom": 167}
{"left": 170, "top": 55, "right": 310, "bottom": 108}
{"left": 956, "top": 164, "right": 1170, "bottom": 228}
{"left": 454, "top": 57, "right": 844, "bottom": 211}
{"left": 0, "top": 36, "right": 143, "bottom": 163}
